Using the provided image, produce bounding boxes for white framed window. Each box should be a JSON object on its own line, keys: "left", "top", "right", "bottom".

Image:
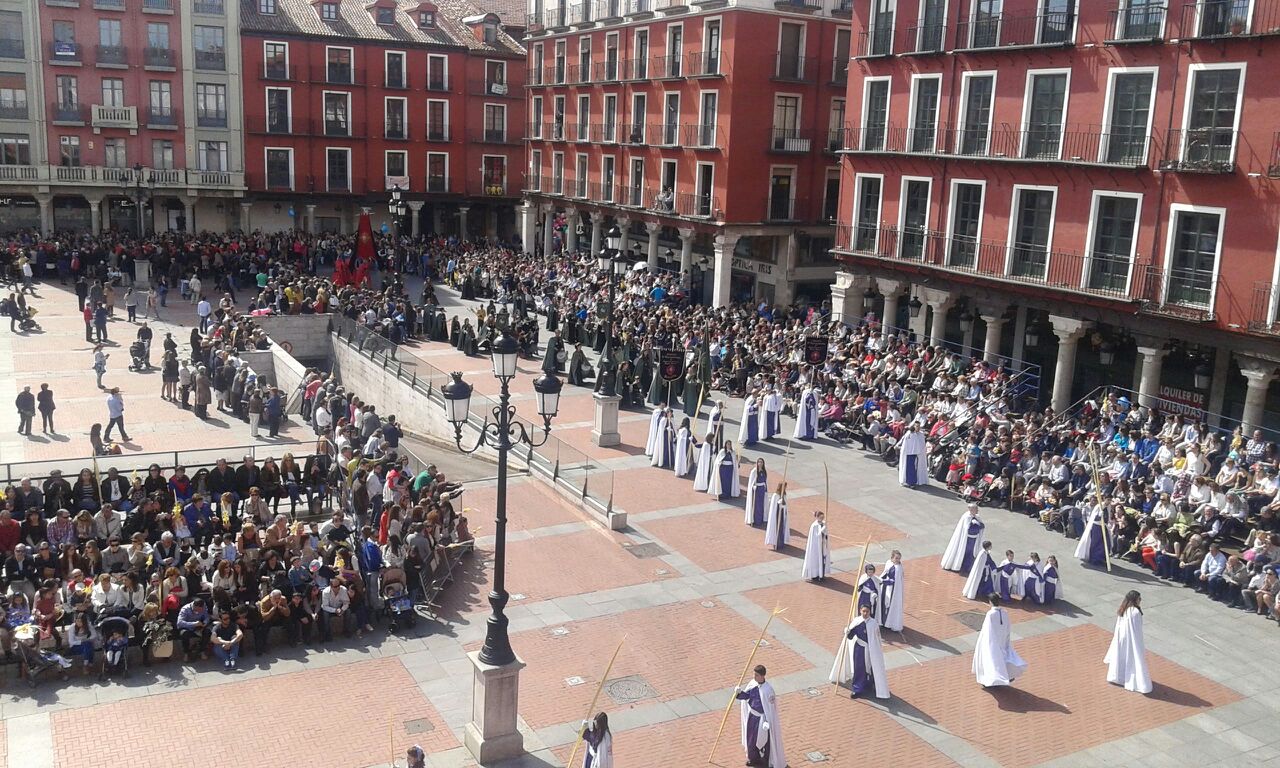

{"left": 1035, "top": 0, "right": 1077, "bottom": 45}
{"left": 1006, "top": 184, "right": 1058, "bottom": 278}
{"left": 325, "top": 46, "right": 354, "bottom": 84}
{"left": 627, "top": 156, "right": 644, "bottom": 206}
{"left": 531, "top": 95, "right": 544, "bottom": 138}
{"left": 265, "top": 86, "right": 292, "bottom": 133}
{"left": 1020, "top": 68, "right": 1071, "bottom": 160}
{"left": 264, "top": 146, "right": 293, "bottom": 189}
{"left": 629, "top": 92, "right": 646, "bottom": 143}
{"left": 776, "top": 20, "right": 805, "bottom": 75}
{"left": 385, "top": 50, "right": 406, "bottom": 88}
{"left": 384, "top": 96, "right": 408, "bottom": 139}
{"left": 552, "top": 150, "right": 564, "bottom": 194}
{"left": 662, "top": 91, "right": 680, "bottom": 146}
{"left": 553, "top": 94, "right": 566, "bottom": 139}
{"left": 660, "top": 158, "right": 677, "bottom": 201}
{"left": 385, "top": 150, "right": 408, "bottom": 180}
{"left": 554, "top": 40, "right": 566, "bottom": 84}
{"left": 529, "top": 149, "right": 542, "bottom": 191}
{"left": 322, "top": 90, "right": 350, "bottom": 136}
{"left": 427, "top": 99, "right": 448, "bottom": 140}
{"left": 907, "top": 74, "right": 941, "bottom": 153}
{"left": 1082, "top": 190, "right": 1142, "bottom": 294}
{"left": 767, "top": 165, "right": 796, "bottom": 221}
{"left": 957, "top": 70, "right": 996, "bottom": 155}
{"left": 198, "top": 140, "right": 228, "bottom": 172}
{"left": 484, "top": 103, "right": 507, "bottom": 142}
{"left": 427, "top": 152, "right": 448, "bottom": 192}
{"left": 325, "top": 146, "right": 351, "bottom": 191}
{"left": 897, "top": 176, "right": 932, "bottom": 260}
{"left": 827, "top": 97, "right": 846, "bottom": 152}
{"left": 698, "top": 90, "right": 718, "bottom": 147}
{"left": 945, "top": 179, "right": 985, "bottom": 267}
{"left": 574, "top": 153, "right": 589, "bottom": 197}
{"left": 604, "top": 32, "right": 620, "bottom": 80}
{"left": 320, "top": 2, "right": 337, "bottom": 20}
{"left": 851, "top": 172, "right": 884, "bottom": 252}
{"left": 576, "top": 94, "right": 590, "bottom": 141}
{"left": 577, "top": 37, "right": 592, "bottom": 83}
{"left": 1111, "top": 0, "right": 1165, "bottom": 40}
{"left": 1177, "top": 62, "right": 1245, "bottom": 169}
{"left": 259, "top": 0, "right": 276, "bottom": 14}
{"left": 427, "top": 54, "right": 449, "bottom": 90}
{"left": 603, "top": 94, "right": 617, "bottom": 142}
{"left": 1162, "top": 203, "right": 1225, "bottom": 309}
{"left": 694, "top": 161, "right": 714, "bottom": 216}
{"left": 485, "top": 59, "right": 508, "bottom": 94}
{"left": 1099, "top": 66, "right": 1156, "bottom": 165}
{"left": 601, "top": 154, "right": 616, "bottom": 201}
{"left": 860, "top": 76, "right": 891, "bottom": 151}
{"left": 666, "top": 23, "right": 683, "bottom": 77}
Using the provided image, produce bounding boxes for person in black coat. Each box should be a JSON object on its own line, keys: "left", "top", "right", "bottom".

{"left": 543, "top": 333, "right": 565, "bottom": 374}
{"left": 234, "top": 456, "right": 261, "bottom": 498}
{"left": 14, "top": 385, "right": 34, "bottom": 436}
{"left": 36, "top": 383, "right": 55, "bottom": 434}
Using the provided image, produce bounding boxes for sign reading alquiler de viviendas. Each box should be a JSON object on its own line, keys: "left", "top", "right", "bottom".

{"left": 731, "top": 256, "right": 773, "bottom": 275}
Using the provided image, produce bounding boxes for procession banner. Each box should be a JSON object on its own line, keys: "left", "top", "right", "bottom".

{"left": 659, "top": 349, "right": 685, "bottom": 382}
{"left": 804, "top": 335, "right": 830, "bottom": 366}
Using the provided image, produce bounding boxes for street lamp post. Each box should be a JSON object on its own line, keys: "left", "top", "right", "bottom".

{"left": 591, "top": 224, "right": 628, "bottom": 446}
{"left": 388, "top": 184, "right": 407, "bottom": 270}
{"left": 120, "top": 163, "right": 152, "bottom": 236}
{"left": 440, "top": 334, "right": 563, "bottom": 763}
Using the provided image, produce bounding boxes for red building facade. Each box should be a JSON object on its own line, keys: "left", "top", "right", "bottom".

{"left": 832, "top": 0, "right": 1280, "bottom": 430}
{"left": 521, "top": 0, "right": 851, "bottom": 307}
{"left": 239, "top": 1, "right": 525, "bottom": 237}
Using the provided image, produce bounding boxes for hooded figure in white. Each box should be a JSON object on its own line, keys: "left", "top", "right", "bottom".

{"left": 972, "top": 595, "right": 1027, "bottom": 687}
{"left": 764, "top": 484, "right": 789, "bottom": 550}
{"left": 962, "top": 543, "right": 998, "bottom": 600}
{"left": 801, "top": 511, "right": 831, "bottom": 581}
{"left": 649, "top": 410, "right": 676, "bottom": 469}
{"left": 692, "top": 432, "right": 716, "bottom": 491}
{"left": 792, "top": 386, "right": 818, "bottom": 440}
{"left": 673, "top": 419, "right": 697, "bottom": 477}
{"left": 879, "top": 550, "right": 905, "bottom": 633}
{"left": 736, "top": 668, "right": 785, "bottom": 768}
{"left": 829, "top": 604, "right": 890, "bottom": 699}
{"left": 708, "top": 442, "right": 741, "bottom": 499}
{"left": 1104, "top": 590, "right": 1152, "bottom": 694}
{"left": 897, "top": 424, "right": 929, "bottom": 487}
{"left": 743, "top": 459, "right": 768, "bottom": 526}
{"left": 644, "top": 406, "right": 663, "bottom": 456}
{"left": 1074, "top": 502, "right": 1110, "bottom": 567}
{"left": 579, "top": 713, "right": 613, "bottom": 768}
{"left": 739, "top": 393, "right": 760, "bottom": 447}
{"left": 941, "top": 504, "right": 985, "bottom": 573}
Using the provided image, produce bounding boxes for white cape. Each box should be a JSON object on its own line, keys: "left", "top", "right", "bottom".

{"left": 738, "top": 680, "right": 785, "bottom": 768}
{"left": 738, "top": 398, "right": 758, "bottom": 444}
{"left": 743, "top": 467, "right": 767, "bottom": 525}
{"left": 649, "top": 417, "right": 673, "bottom": 468}
{"left": 644, "top": 407, "right": 663, "bottom": 456}
{"left": 764, "top": 494, "right": 789, "bottom": 550}
{"left": 792, "top": 389, "right": 818, "bottom": 439}
{"left": 897, "top": 430, "right": 929, "bottom": 486}
{"left": 704, "top": 406, "right": 723, "bottom": 445}
{"left": 583, "top": 725, "right": 613, "bottom": 768}
{"left": 998, "top": 558, "right": 1025, "bottom": 600}
{"left": 674, "top": 427, "right": 695, "bottom": 476}
{"left": 708, "top": 449, "right": 741, "bottom": 498}
{"left": 1074, "top": 503, "right": 1107, "bottom": 562}
{"left": 1104, "top": 607, "right": 1152, "bottom": 693}
{"left": 963, "top": 552, "right": 996, "bottom": 600}
{"left": 940, "top": 511, "right": 982, "bottom": 572}
{"left": 880, "top": 560, "right": 904, "bottom": 632}
{"left": 692, "top": 439, "right": 715, "bottom": 491}
{"left": 828, "top": 616, "right": 890, "bottom": 699}
{"left": 972, "top": 607, "right": 1027, "bottom": 687}
{"left": 801, "top": 521, "right": 831, "bottom": 579}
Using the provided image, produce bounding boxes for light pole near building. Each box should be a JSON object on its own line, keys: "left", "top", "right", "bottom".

{"left": 592, "top": 224, "right": 628, "bottom": 446}
{"left": 388, "top": 184, "right": 407, "bottom": 269}
{"left": 120, "top": 163, "right": 152, "bottom": 236}
{"left": 440, "top": 334, "right": 563, "bottom": 763}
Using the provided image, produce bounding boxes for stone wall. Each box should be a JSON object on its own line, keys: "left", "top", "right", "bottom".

{"left": 252, "top": 315, "right": 333, "bottom": 362}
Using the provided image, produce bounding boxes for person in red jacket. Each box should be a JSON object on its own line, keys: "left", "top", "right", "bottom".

{"left": 0, "top": 509, "right": 21, "bottom": 556}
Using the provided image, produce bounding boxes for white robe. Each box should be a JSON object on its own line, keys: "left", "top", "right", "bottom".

{"left": 649, "top": 416, "right": 674, "bottom": 468}
{"left": 705, "top": 406, "right": 724, "bottom": 445}
{"left": 792, "top": 388, "right": 818, "bottom": 440}
{"left": 692, "top": 439, "right": 716, "bottom": 491}
{"left": 1104, "top": 606, "right": 1152, "bottom": 693}
{"left": 880, "top": 560, "right": 904, "bottom": 632}
{"left": 828, "top": 616, "right": 890, "bottom": 699}
{"left": 997, "top": 558, "right": 1025, "bottom": 600}
{"left": 763, "top": 390, "right": 782, "bottom": 438}
{"left": 972, "top": 606, "right": 1027, "bottom": 687}
{"left": 582, "top": 723, "right": 613, "bottom": 768}
{"left": 764, "top": 494, "right": 789, "bottom": 550}
{"left": 1074, "top": 503, "right": 1108, "bottom": 563}
{"left": 801, "top": 521, "right": 831, "bottom": 579}
{"left": 940, "top": 511, "right": 983, "bottom": 572}
{"left": 743, "top": 467, "right": 767, "bottom": 525}
{"left": 738, "top": 680, "right": 785, "bottom": 768}
{"left": 708, "top": 449, "right": 741, "bottom": 498}
{"left": 644, "top": 407, "right": 663, "bottom": 456}
{"left": 738, "top": 397, "right": 758, "bottom": 444}
{"left": 674, "top": 427, "right": 695, "bottom": 476}
{"left": 897, "top": 430, "right": 929, "bottom": 487}
{"left": 963, "top": 551, "right": 997, "bottom": 600}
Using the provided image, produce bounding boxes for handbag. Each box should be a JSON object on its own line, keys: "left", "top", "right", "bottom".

{"left": 556, "top": 349, "right": 567, "bottom": 363}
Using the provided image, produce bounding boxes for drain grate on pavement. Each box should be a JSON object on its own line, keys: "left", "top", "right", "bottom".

{"left": 403, "top": 718, "right": 436, "bottom": 735}
{"left": 603, "top": 674, "right": 659, "bottom": 704}
{"left": 564, "top": 676, "right": 586, "bottom": 686}
{"left": 621, "top": 542, "right": 669, "bottom": 558}
{"left": 950, "top": 609, "right": 987, "bottom": 631}
{"left": 806, "top": 751, "right": 829, "bottom": 762}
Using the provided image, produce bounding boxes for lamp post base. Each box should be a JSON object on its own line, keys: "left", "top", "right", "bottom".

{"left": 591, "top": 393, "right": 622, "bottom": 447}
{"left": 463, "top": 650, "right": 526, "bottom": 765}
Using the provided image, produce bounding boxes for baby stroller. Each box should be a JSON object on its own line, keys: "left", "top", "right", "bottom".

{"left": 14, "top": 625, "right": 71, "bottom": 689}
{"left": 97, "top": 615, "right": 132, "bottom": 679}
{"left": 959, "top": 473, "right": 996, "bottom": 505}
{"left": 14, "top": 306, "right": 39, "bottom": 332}
{"left": 382, "top": 568, "right": 417, "bottom": 633}
{"left": 128, "top": 339, "right": 151, "bottom": 371}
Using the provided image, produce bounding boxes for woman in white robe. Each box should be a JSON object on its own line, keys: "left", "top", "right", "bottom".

{"left": 644, "top": 406, "right": 663, "bottom": 456}
{"left": 743, "top": 459, "right": 768, "bottom": 526}
{"left": 972, "top": 595, "right": 1027, "bottom": 687}
{"left": 879, "top": 550, "right": 904, "bottom": 632}
{"left": 1104, "top": 590, "right": 1152, "bottom": 693}
{"left": 579, "top": 712, "right": 613, "bottom": 768}
{"left": 764, "top": 483, "right": 789, "bottom": 550}
{"left": 896, "top": 424, "right": 929, "bottom": 487}
{"left": 673, "top": 418, "right": 697, "bottom": 477}
{"left": 940, "top": 504, "right": 984, "bottom": 573}
{"left": 792, "top": 386, "right": 818, "bottom": 440}
{"left": 649, "top": 412, "right": 676, "bottom": 469}
{"left": 708, "top": 442, "right": 741, "bottom": 499}
{"left": 692, "top": 432, "right": 716, "bottom": 491}
{"left": 828, "top": 604, "right": 890, "bottom": 699}
{"left": 738, "top": 394, "right": 760, "bottom": 447}
{"left": 801, "top": 511, "right": 830, "bottom": 581}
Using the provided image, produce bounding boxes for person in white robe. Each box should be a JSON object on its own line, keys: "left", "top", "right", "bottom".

{"left": 972, "top": 594, "right": 1027, "bottom": 688}
{"left": 996, "top": 550, "right": 1025, "bottom": 601}
{"left": 941, "top": 504, "right": 985, "bottom": 573}
{"left": 1020, "top": 552, "right": 1044, "bottom": 604}
{"left": 744, "top": 458, "right": 768, "bottom": 526}
{"left": 708, "top": 441, "right": 741, "bottom": 499}
{"left": 579, "top": 712, "right": 613, "bottom": 768}
{"left": 801, "top": 510, "right": 831, "bottom": 581}
{"left": 692, "top": 432, "right": 716, "bottom": 491}
{"left": 1104, "top": 590, "right": 1152, "bottom": 694}
{"left": 963, "top": 541, "right": 998, "bottom": 600}
{"left": 649, "top": 410, "right": 676, "bottom": 469}
{"left": 829, "top": 604, "right": 890, "bottom": 699}
{"left": 764, "top": 483, "right": 789, "bottom": 550}
{"left": 1074, "top": 502, "right": 1110, "bottom": 567}
{"left": 879, "top": 550, "right": 904, "bottom": 632}
{"left": 673, "top": 417, "right": 697, "bottom": 477}
{"left": 736, "top": 665, "right": 785, "bottom": 768}
{"left": 856, "top": 564, "right": 880, "bottom": 617}
{"left": 644, "top": 406, "right": 663, "bottom": 456}
{"left": 896, "top": 424, "right": 929, "bottom": 487}
{"left": 763, "top": 385, "right": 782, "bottom": 440}
{"left": 739, "top": 393, "right": 760, "bottom": 447}
{"left": 705, "top": 401, "right": 725, "bottom": 451}
{"left": 792, "top": 386, "right": 818, "bottom": 441}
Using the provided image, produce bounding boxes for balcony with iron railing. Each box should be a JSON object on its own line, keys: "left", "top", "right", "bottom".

{"left": 651, "top": 53, "right": 683, "bottom": 79}
{"left": 770, "top": 127, "right": 813, "bottom": 153}
{"left": 1141, "top": 264, "right": 1217, "bottom": 321}
{"left": 95, "top": 45, "right": 128, "bottom": 66}
{"left": 194, "top": 49, "right": 226, "bottom": 71}
{"left": 384, "top": 123, "right": 410, "bottom": 140}
{"left": 475, "top": 171, "right": 511, "bottom": 197}
{"left": 526, "top": 67, "right": 544, "bottom": 86}
{"left": 687, "top": 50, "right": 724, "bottom": 77}
{"left": 773, "top": 0, "right": 822, "bottom": 11}
{"left": 625, "top": 123, "right": 647, "bottom": 144}
{"left": 143, "top": 0, "right": 173, "bottom": 11}
{"left": 1182, "top": 0, "right": 1280, "bottom": 39}
{"left": 623, "top": 56, "right": 651, "bottom": 80}
{"left": 833, "top": 0, "right": 853, "bottom": 16}
{"left": 262, "top": 63, "right": 297, "bottom": 81}
{"left": 674, "top": 190, "right": 718, "bottom": 219}
{"left": 50, "top": 102, "right": 88, "bottom": 124}
{"left": 587, "top": 180, "right": 621, "bottom": 203}
{"left": 833, "top": 223, "right": 1151, "bottom": 304}
{"left": 650, "top": 122, "right": 682, "bottom": 146}
{"left": 1106, "top": 3, "right": 1167, "bottom": 41}
{"left": 425, "top": 124, "right": 450, "bottom": 142}
{"left": 773, "top": 54, "right": 813, "bottom": 82}
{"left": 588, "top": 122, "right": 620, "bottom": 143}
{"left": 145, "top": 107, "right": 178, "bottom": 127}
{"left": 570, "top": 1, "right": 592, "bottom": 23}
{"left": 312, "top": 64, "right": 358, "bottom": 85}
{"left": 92, "top": 104, "right": 138, "bottom": 130}
{"left": 856, "top": 25, "right": 896, "bottom": 57}
{"left": 94, "top": 0, "right": 125, "bottom": 8}
{"left": 192, "top": 0, "right": 224, "bottom": 12}
{"left": 626, "top": 0, "right": 653, "bottom": 14}
{"left": 544, "top": 7, "right": 569, "bottom": 27}
{"left": 825, "top": 127, "right": 845, "bottom": 153}
{"left": 0, "top": 104, "right": 28, "bottom": 120}
{"left": 1250, "top": 281, "right": 1280, "bottom": 332}
{"left": 565, "top": 63, "right": 590, "bottom": 84}
{"left": 196, "top": 111, "right": 228, "bottom": 128}
{"left": 955, "top": 10, "right": 1077, "bottom": 51}
{"left": 322, "top": 118, "right": 363, "bottom": 138}
{"left": 905, "top": 22, "right": 947, "bottom": 53}
{"left": 1158, "top": 127, "right": 1237, "bottom": 173}
{"left": 683, "top": 123, "right": 724, "bottom": 149}
{"left": 844, "top": 121, "right": 1154, "bottom": 168}
{"left": 765, "top": 193, "right": 804, "bottom": 222}
{"left": 481, "top": 128, "right": 511, "bottom": 144}
{"left": 144, "top": 47, "right": 176, "bottom": 68}
{"left": 594, "top": 59, "right": 622, "bottom": 81}
{"left": 593, "top": 0, "right": 625, "bottom": 21}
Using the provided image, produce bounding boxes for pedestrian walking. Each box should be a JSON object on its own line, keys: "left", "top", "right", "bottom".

{"left": 124, "top": 287, "right": 138, "bottom": 322}
{"left": 14, "top": 385, "right": 34, "bottom": 436}
{"left": 92, "top": 345, "right": 109, "bottom": 389}
{"left": 93, "top": 303, "right": 108, "bottom": 343}
{"left": 248, "top": 388, "right": 264, "bottom": 438}
{"left": 146, "top": 288, "right": 160, "bottom": 319}
{"left": 36, "top": 383, "right": 55, "bottom": 434}
{"left": 265, "top": 388, "right": 284, "bottom": 438}
{"left": 103, "top": 387, "right": 130, "bottom": 442}
{"left": 196, "top": 295, "right": 212, "bottom": 333}
{"left": 74, "top": 275, "right": 88, "bottom": 312}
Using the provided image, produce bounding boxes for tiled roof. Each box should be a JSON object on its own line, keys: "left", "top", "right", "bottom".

{"left": 473, "top": 0, "right": 527, "bottom": 27}
{"left": 240, "top": 0, "right": 526, "bottom": 55}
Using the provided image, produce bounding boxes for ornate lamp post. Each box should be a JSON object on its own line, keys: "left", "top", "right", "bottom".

{"left": 388, "top": 184, "right": 407, "bottom": 268}
{"left": 440, "top": 331, "right": 563, "bottom": 763}
{"left": 592, "top": 224, "right": 628, "bottom": 446}
{"left": 120, "top": 162, "right": 152, "bottom": 236}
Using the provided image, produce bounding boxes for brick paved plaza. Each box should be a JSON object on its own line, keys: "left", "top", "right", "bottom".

{"left": 0, "top": 280, "right": 1277, "bottom": 768}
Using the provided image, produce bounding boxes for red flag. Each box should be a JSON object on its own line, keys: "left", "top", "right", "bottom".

{"left": 355, "top": 211, "right": 376, "bottom": 267}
